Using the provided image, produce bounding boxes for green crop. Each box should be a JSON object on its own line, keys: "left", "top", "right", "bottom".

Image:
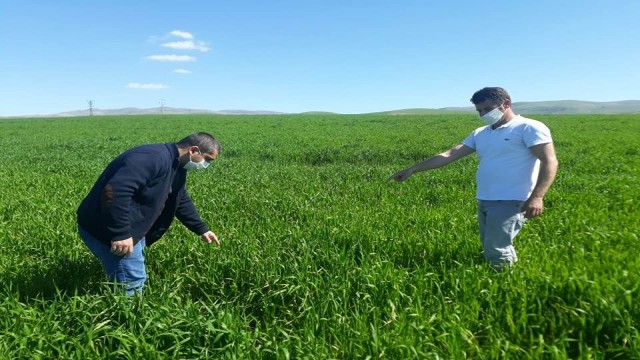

{"left": 0, "top": 114, "right": 638, "bottom": 358}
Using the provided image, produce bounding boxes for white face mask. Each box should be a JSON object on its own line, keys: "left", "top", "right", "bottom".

{"left": 183, "top": 152, "right": 210, "bottom": 171}
{"left": 480, "top": 107, "right": 504, "bottom": 125}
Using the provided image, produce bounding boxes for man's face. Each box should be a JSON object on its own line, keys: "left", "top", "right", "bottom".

{"left": 190, "top": 146, "right": 219, "bottom": 164}
{"left": 474, "top": 99, "right": 511, "bottom": 117}
{"left": 474, "top": 100, "right": 504, "bottom": 117}
{"left": 183, "top": 146, "right": 219, "bottom": 168}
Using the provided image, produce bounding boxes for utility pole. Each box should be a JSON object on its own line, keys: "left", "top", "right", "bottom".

{"left": 87, "top": 100, "right": 94, "bottom": 116}
{"left": 160, "top": 99, "right": 165, "bottom": 114}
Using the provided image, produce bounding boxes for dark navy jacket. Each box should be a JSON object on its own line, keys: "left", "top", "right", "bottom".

{"left": 77, "top": 143, "right": 209, "bottom": 246}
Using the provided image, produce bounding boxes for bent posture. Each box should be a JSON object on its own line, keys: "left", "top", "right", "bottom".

{"left": 77, "top": 132, "right": 222, "bottom": 294}
{"left": 389, "top": 87, "right": 558, "bottom": 270}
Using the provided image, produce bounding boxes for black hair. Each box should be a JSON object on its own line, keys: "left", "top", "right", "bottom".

{"left": 176, "top": 132, "right": 222, "bottom": 154}
{"left": 470, "top": 87, "right": 511, "bottom": 105}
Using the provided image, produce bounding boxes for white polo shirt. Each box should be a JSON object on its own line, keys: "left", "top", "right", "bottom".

{"left": 462, "top": 115, "right": 552, "bottom": 201}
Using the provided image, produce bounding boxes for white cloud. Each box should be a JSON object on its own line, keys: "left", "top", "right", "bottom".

{"left": 146, "top": 55, "right": 196, "bottom": 62}
{"left": 127, "top": 83, "right": 169, "bottom": 90}
{"left": 173, "top": 69, "right": 192, "bottom": 74}
{"left": 170, "top": 30, "right": 193, "bottom": 39}
{"left": 161, "top": 40, "right": 210, "bottom": 52}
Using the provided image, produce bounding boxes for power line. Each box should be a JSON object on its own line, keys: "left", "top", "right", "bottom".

{"left": 87, "top": 100, "right": 94, "bottom": 116}
{"left": 160, "top": 99, "right": 165, "bottom": 114}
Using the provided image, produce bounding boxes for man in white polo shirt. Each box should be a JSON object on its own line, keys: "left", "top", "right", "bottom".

{"left": 388, "top": 87, "right": 558, "bottom": 271}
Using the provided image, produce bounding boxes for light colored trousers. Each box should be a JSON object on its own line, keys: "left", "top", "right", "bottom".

{"left": 477, "top": 200, "right": 526, "bottom": 270}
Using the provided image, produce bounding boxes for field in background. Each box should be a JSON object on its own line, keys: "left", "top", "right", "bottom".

{"left": 0, "top": 114, "right": 638, "bottom": 358}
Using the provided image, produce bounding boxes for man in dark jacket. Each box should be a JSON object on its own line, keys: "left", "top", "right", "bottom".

{"left": 77, "top": 132, "right": 221, "bottom": 295}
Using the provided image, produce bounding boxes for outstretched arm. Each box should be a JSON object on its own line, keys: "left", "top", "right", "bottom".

{"left": 522, "top": 142, "right": 558, "bottom": 219}
{"left": 388, "top": 144, "right": 475, "bottom": 182}
{"left": 176, "top": 190, "right": 221, "bottom": 246}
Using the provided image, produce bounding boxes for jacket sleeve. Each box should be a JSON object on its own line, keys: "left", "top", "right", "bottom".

{"left": 102, "top": 153, "right": 160, "bottom": 241}
{"left": 175, "top": 186, "right": 209, "bottom": 236}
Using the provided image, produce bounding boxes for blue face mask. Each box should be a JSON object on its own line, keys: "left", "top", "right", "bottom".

{"left": 183, "top": 150, "right": 210, "bottom": 171}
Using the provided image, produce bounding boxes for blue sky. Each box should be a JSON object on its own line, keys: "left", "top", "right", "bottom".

{"left": 1, "top": 0, "right": 638, "bottom": 116}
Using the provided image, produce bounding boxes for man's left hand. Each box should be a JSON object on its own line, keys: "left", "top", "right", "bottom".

{"left": 522, "top": 197, "right": 544, "bottom": 219}
{"left": 200, "top": 231, "right": 220, "bottom": 246}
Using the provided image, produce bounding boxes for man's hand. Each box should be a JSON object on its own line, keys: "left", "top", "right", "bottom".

{"left": 388, "top": 168, "right": 414, "bottom": 182}
{"left": 522, "top": 197, "right": 544, "bottom": 219}
{"left": 111, "top": 237, "right": 134, "bottom": 257}
{"left": 201, "top": 231, "right": 220, "bottom": 246}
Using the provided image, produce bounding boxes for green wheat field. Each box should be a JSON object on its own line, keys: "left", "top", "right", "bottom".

{"left": 0, "top": 114, "right": 638, "bottom": 359}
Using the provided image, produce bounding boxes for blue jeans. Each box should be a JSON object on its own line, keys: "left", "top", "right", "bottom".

{"left": 477, "top": 200, "right": 526, "bottom": 271}
{"left": 78, "top": 226, "right": 147, "bottom": 295}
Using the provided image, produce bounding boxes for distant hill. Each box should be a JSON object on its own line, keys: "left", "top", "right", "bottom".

{"left": 509, "top": 100, "right": 640, "bottom": 114}
{"left": 372, "top": 108, "right": 469, "bottom": 115}
{"left": 383, "top": 100, "right": 640, "bottom": 115}
{"left": 298, "top": 111, "right": 341, "bottom": 115}
{"left": 3, "top": 100, "right": 640, "bottom": 118}
{"left": 51, "top": 107, "right": 286, "bottom": 117}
